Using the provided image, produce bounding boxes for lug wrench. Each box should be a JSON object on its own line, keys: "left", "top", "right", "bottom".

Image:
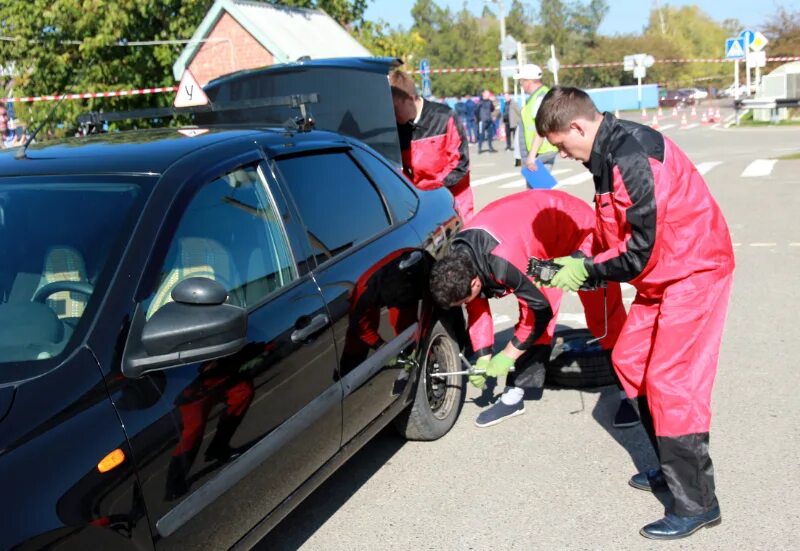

{"left": 430, "top": 354, "right": 515, "bottom": 378}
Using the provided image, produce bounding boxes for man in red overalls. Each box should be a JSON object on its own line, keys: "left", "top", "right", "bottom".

{"left": 536, "top": 86, "right": 735, "bottom": 540}
{"left": 389, "top": 69, "right": 474, "bottom": 222}
{"left": 429, "top": 190, "right": 629, "bottom": 427}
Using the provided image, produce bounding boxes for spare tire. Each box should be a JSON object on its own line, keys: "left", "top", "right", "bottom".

{"left": 545, "top": 328, "right": 616, "bottom": 389}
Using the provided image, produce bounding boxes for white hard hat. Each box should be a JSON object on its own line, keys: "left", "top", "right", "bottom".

{"left": 513, "top": 64, "right": 543, "bottom": 80}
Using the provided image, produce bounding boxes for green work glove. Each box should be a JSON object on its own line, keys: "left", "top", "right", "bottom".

{"left": 550, "top": 256, "right": 589, "bottom": 292}
{"left": 469, "top": 356, "right": 491, "bottom": 389}
{"left": 485, "top": 352, "right": 515, "bottom": 378}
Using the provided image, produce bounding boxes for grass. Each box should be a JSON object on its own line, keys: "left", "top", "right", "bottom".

{"left": 774, "top": 152, "right": 800, "bottom": 160}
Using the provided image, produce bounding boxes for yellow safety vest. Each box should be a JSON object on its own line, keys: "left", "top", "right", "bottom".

{"left": 521, "top": 85, "right": 558, "bottom": 155}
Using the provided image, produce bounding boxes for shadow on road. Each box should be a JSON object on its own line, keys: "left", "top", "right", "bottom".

{"left": 254, "top": 426, "right": 406, "bottom": 550}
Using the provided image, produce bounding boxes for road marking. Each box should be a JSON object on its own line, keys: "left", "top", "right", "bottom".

{"left": 696, "top": 161, "right": 722, "bottom": 175}
{"left": 471, "top": 163, "right": 494, "bottom": 168}
{"left": 750, "top": 242, "right": 777, "bottom": 247}
{"left": 551, "top": 168, "right": 573, "bottom": 176}
{"left": 790, "top": 243, "right": 800, "bottom": 247}
{"left": 557, "top": 313, "right": 587, "bottom": 326}
{"left": 555, "top": 172, "right": 593, "bottom": 187}
{"left": 732, "top": 242, "right": 741, "bottom": 247}
{"left": 472, "top": 172, "right": 521, "bottom": 187}
{"left": 498, "top": 180, "right": 526, "bottom": 189}
{"left": 658, "top": 124, "right": 675, "bottom": 131}
{"left": 741, "top": 159, "right": 777, "bottom": 178}
{"left": 492, "top": 314, "right": 513, "bottom": 325}
{"left": 684, "top": 123, "right": 699, "bottom": 130}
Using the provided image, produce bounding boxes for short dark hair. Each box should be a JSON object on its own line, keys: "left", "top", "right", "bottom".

{"left": 536, "top": 86, "right": 600, "bottom": 136}
{"left": 389, "top": 69, "right": 416, "bottom": 102}
{"left": 430, "top": 251, "right": 477, "bottom": 308}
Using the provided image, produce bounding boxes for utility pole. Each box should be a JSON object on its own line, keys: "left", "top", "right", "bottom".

{"left": 488, "top": 0, "right": 509, "bottom": 93}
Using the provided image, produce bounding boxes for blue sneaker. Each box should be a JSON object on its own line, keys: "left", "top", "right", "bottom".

{"left": 475, "top": 399, "right": 525, "bottom": 428}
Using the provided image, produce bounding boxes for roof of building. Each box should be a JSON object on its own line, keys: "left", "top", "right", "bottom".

{"left": 172, "top": 0, "right": 371, "bottom": 80}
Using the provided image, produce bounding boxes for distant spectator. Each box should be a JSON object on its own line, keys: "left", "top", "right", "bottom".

{"left": 476, "top": 89, "right": 496, "bottom": 153}
{"left": 463, "top": 96, "right": 477, "bottom": 143}
{"left": 0, "top": 103, "right": 25, "bottom": 149}
{"left": 389, "top": 69, "right": 474, "bottom": 221}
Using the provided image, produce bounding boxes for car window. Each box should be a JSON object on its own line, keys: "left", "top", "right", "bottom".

{"left": 144, "top": 165, "right": 295, "bottom": 318}
{"left": 275, "top": 151, "right": 391, "bottom": 266}
{"left": 0, "top": 181, "right": 141, "bottom": 364}
{"left": 349, "top": 148, "right": 418, "bottom": 224}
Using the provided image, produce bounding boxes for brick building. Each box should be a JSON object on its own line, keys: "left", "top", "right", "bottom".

{"left": 173, "top": 0, "right": 371, "bottom": 86}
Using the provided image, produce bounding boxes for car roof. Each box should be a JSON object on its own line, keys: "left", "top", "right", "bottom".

{"left": 0, "top": 126, "right": 348, "bottom": 178}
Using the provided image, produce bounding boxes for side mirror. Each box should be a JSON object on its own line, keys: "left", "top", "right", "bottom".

{"left": 122, "top": 278, "right": 247, "bottom": 378}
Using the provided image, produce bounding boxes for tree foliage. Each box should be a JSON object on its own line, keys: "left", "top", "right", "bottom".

{"left": 268, "top": 0, "right": 370, "bottom": 28}
{"left": 0, "top": 0, "right": 214, "bottom": 133}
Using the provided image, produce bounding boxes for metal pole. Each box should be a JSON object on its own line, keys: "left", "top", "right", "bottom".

{"left": 497, "top": 0, "right": 508, "bottom": 93}
{"left": 745, "top": 53, "right": 751, "bottom": 96}
{"left": 637, "top": 75, "right": 643, "bottom": 110}
{"left": 734, "top": 59, "right": 740, "bottom": 101}
{"left": 550, "top": 44, "right": 559, "bottom": 85}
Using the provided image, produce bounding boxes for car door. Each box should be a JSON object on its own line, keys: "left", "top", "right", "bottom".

{"left": 112, "top": 161, "right": 341, "bottom": 550}
{"left": 271, "top": 147, "right": 428, "bottom": 443}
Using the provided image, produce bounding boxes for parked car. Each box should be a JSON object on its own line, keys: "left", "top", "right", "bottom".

{"left": 0, "top": 59, "right": 467, "bottom": 549}
{"left": 679, "top": 87, "right": 709, "bottom": 101}
{"left": 658, "top": 88, "right": 695, "bottom": 107}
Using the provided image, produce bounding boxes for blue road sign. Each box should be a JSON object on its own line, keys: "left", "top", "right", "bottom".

{"left": 419, "top": 58, "right": 430, "bottom": 77}
{"left": 725, "top": 37, "right": 746, "bottom": 60}
{"left": 422, "top": 76, "right": 432, "bottom": 98}
{"left": 739, "top": 29, "right": 755, "bottom": 48}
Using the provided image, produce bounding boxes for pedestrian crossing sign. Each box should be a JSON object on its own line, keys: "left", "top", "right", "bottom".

{"left": 725, "top": 38, "right": 746, "bottom": 60}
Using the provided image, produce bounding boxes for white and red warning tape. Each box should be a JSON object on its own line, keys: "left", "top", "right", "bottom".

{"left": 1, "top": 86, "right": 178, "bottom": 104}
{"left": 413, "top": 56, "right": 800, "bottom": 74}
{"left": 3, "top": 55, "right": 800, "bottom": 103}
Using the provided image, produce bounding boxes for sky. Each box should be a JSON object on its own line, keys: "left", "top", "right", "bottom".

{"left": 364, "top": 0, "right": 780, "bottom": 36}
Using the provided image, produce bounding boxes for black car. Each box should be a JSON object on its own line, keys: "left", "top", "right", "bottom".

{"left": 0, "top": 61, "right": 467, "bottom": 549}
{"left": 658, "top": 88, "right": 695, "bottom": 108}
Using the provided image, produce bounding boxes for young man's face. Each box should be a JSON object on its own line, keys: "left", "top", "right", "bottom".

{"left": 450, "top": 276, "right": 482, "bottom": 307}
{"left": 392, "top": 95, "right": 417, "bottom": 124}
{"left": 545, "top": 121, "right": 594, "bottom": 162}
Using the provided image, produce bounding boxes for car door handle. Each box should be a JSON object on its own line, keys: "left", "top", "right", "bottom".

{"left": 399, "top": 250, "right": 423, "bottom": 271}
{"left": 291, "top": 314, "right": 330, "bottom": 343}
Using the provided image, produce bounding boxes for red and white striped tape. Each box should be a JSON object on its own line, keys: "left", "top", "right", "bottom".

{"left": 413, "top": 56, "right": 800, "bottom": 74}
{"left": 1, "top": 86, "right": 178, "bottom": 104}
{"left": 4, "top": 54, "right": 800, "bottom": 103}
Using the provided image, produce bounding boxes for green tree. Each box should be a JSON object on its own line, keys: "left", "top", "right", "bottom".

{"left": 763, "top": 6, "right": 800, "bottom": 59}
{"left": 0, "top": 0, "right": 214, "bottom": 134}
{"left": 270, "top": 0, "right": 371, "bottom": 28}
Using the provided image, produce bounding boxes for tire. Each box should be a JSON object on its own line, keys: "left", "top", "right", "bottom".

{"left": 545, "top": 328, "right": 616, "bottom": 389}
{"left": 393, "top": 320, "right": 465, "bottom": 441}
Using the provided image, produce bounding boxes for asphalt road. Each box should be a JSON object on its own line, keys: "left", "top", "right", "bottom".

{"left": 257, "top": 102, "right": 800, "bottom": 550}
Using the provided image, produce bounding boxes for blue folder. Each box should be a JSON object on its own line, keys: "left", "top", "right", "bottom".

{"left": 521, "top": 160, "right": 557, "bottom": 189}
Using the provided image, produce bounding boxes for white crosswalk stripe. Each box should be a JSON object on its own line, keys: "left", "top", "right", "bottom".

{"left": 472, "top": 172, "right": 521, "bottom": 187}
{"left": 696, "top": 161, "right": 722, "bottom": 175}
{"left": 498, "top": 180, "right": 526, "bottom": 189}
{"left": 741, "top": 159, "right": 777, "bottom": 178}
{"left": 658, "top": 124, "right": 675, "bottom": 131}
{"left": 555, "top": 172, "right": 593, "bottom": 187}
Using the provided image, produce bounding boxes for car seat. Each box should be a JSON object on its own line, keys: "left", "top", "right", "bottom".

{"left": 35, "top": 246, "right": 90, "bottom": 320}
{"left": 147, "top": 237, "right": 236, "bottom": 319}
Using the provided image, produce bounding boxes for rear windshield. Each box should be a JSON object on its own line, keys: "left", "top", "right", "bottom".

{"left": 0, "top": 181, "right": 141, "bottom": 365}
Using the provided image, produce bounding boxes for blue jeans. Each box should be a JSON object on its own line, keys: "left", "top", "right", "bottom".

{"left": 478, "top": 121, "right": 495, "bottom": 151}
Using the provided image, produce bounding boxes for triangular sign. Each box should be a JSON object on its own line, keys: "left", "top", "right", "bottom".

{"left": 174, "top": 69, "right": 209, "bottom": 108}
{"left": 726, "top": 40, "right": 744, "bottom": 59}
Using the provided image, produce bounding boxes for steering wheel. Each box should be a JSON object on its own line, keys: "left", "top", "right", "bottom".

{"left": 32, "top": 281, "right": 94, "bottom": 303}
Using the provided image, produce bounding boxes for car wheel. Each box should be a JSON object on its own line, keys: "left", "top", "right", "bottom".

{"left": 545, "top": 328, "right": 616, "bottom": 389}
{"left": 394, "top": 320, "right": 465, "bottom": 441}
